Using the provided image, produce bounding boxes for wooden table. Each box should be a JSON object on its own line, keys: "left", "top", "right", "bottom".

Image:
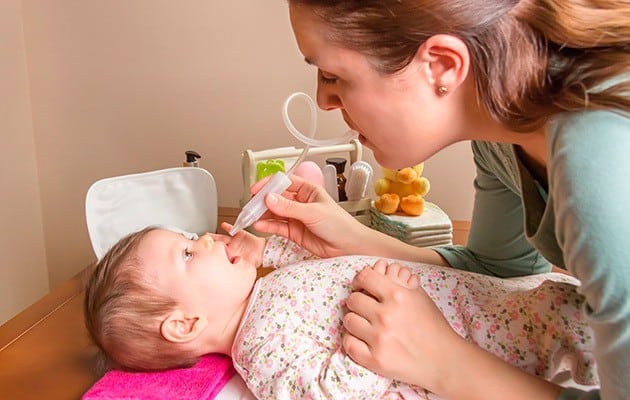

{"left": 0, "top": 271, "right": 96, "bottom": 399}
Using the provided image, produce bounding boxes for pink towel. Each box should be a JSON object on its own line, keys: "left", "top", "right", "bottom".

{"left": 82, "top": 354, "right": 235, "bottom": 400}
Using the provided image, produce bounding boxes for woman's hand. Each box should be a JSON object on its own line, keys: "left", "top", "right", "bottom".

{"left": 342, "top": 265, "right": 460, "bottom": 394}
{"left": 211, "top": 223, "right": 266, "bottom": 267}
{"left": 342, "top": 266, "right": 563, "bottom": 399}
{"left": 371, "top": 259, "right": 419, "bottom": 289}
{"left": 252, "top": 174, "right": 372, "bottom": 258}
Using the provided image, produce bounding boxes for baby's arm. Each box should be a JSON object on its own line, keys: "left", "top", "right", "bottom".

{"left": 261, "top": 235, "right": 318, "bottom": 269}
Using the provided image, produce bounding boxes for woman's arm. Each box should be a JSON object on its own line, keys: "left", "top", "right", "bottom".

{"left": 434, "top": 141, "right": 551, "bottom": 277}
{"left": 549, "top": 110, "right": 630, "bottom": 399}
{"left": 253, "top": 174, "right": 448, "bottom": 264}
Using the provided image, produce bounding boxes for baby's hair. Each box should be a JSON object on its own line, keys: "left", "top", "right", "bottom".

{"left": 83, "top": 226, "right": 200, "bottom": 371}
{"left": 290, "top": 0, "right": 630, "bottom": 132}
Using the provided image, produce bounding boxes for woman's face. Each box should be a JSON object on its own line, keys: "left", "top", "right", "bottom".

{"left": 289, "top": 4, "right": 462, "bottom": 168}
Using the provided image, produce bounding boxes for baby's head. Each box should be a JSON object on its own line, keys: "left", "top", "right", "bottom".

{"left": 84, "top": 227, "right": 257, "bottom": 371}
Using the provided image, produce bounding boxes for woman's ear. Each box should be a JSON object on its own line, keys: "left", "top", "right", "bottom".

{"left": 160, "top": 310, "right": 208, "bottom": 343}
{"left": 415, "top": 34, "right": 470, "bottom": 96}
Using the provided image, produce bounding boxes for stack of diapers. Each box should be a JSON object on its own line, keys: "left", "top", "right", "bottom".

{"left": 82, "top": 354, "right": 235, "bottom": 400}
{"left": 370, "top": 201, "right": 453, "bottom": 247}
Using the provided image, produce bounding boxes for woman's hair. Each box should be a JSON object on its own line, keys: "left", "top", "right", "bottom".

{"left": 290, "top": 0, "right": 630, "bottom": 131}
{"left": 83, "top": 227, "right": 200, "bottom": 371}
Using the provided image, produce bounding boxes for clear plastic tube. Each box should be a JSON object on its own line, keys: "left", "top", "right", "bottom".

{"left": 229, "top": 92, "right": 355, "bottom": 236}
{"left": 282, "top": 92, "right": 356, "bottom": 147}
{"left": 229, "top": 172, "right": 291, "bottom": 236}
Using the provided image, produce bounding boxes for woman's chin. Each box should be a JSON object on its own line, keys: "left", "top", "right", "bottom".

{"left": 373, "top": 153, "right": 416, "bottom": 169}
{"left": 372, "top": 151, "right": 394, "bottom": 168}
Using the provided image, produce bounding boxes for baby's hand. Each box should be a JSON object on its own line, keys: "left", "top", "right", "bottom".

{"left": 371, "top": 259, "right": 419, "bottom": 289}
{"left": 209, "top": 223, "right": 266, "bottom": 267}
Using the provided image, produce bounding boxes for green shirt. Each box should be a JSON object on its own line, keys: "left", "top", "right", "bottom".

{"left": 434, "top": 110, "right": 630, "bottom": 400}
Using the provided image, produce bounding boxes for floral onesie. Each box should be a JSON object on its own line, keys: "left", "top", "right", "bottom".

{"left": 231, "top": 236, "right": 597, "bottom": 400}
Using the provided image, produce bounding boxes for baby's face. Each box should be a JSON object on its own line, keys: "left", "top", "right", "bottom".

{"left": 137, "top": 229, "right": 257, "bottom": 320}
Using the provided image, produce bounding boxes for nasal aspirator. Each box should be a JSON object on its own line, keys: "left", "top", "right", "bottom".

{"left": 228, "top": 172, "right": 291, "bottom": 236}
{"left": 228, "top": 92, "right": 356, "bottom": 236}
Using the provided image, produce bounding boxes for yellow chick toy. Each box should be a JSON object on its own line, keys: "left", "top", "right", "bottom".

{"left": 374, "top": 163, "right": 430, "bottom": 216}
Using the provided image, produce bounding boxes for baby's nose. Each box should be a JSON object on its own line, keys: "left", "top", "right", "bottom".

{"left": 199, "top": 233, "right": 214, "bottom": 249}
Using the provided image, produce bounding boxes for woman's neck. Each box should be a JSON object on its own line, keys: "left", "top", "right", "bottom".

{"left": 514, "top": 131, "right": 548, "bottom": 186}
{"left": 465, "top": 95, "right": 548, "bottom": 182}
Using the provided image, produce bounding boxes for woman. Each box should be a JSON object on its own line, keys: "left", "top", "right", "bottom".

{"left": 254, "top": 1, "right": 629, "bottom": 399}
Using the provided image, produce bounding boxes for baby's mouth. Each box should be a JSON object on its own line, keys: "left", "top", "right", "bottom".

{"left": 222, "top": 244, "right": 237, "bottom": 264}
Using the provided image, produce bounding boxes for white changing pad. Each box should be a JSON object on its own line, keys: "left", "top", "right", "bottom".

{"left": 85, "top": 167, "right": 217, "bottom": 260}
{"left": 214, "top": 375, "right": 255, "bottom": 400}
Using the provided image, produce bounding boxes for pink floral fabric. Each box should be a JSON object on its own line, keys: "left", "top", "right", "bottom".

{"left": 231, "top": 237, "right": 597, "bottom": 399}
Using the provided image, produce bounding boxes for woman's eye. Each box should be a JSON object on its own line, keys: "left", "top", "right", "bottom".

{"left": 318, "top": 69, "right": 337, "bottom": 84}
{"left": 184, "top": 248, "right": 193, "bottom": 262}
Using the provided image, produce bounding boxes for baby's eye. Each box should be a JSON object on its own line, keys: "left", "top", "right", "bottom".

{"left": 184, "top": 248, "right": 193, "bottom": 262}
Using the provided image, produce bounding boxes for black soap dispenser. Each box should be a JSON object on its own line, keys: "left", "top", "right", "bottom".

{"left": 183, "top": 150, "right": 201, "bottom": 167}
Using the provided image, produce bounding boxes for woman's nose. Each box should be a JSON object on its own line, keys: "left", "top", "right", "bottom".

{"left": 316, "top": 83, "right": 343, "bottom": 111}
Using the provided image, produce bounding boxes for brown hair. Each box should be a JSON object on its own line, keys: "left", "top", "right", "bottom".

{"left": 83, "top": 227, "right": 200, "bottom": 371}
{"left": 290, "top": 0, "right": 630, "bottom": 131}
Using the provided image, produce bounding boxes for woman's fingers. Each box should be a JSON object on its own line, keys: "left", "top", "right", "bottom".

{"left": 343, "top": 296, "right": 378, "bottom": 367}
{"left": 210, "top": 227, "right": 231, "bottom": 243}
{"left": 396, "top": 265, "right": 412, "bottom": 285}
{"left": 372, "top": 259, "right": 388, "bottom": 275}
{"left": 252, "top": 218, "right": 290, "bottom": 238}
{"left": 351, "top": 266, "right": 397, "bottom": 302}
{"left": 370, "top": 260, "right": 418, "bottom": 289}
{"left": 342, "top": 324, "right": 373, "bottom": 368}
{"left": 249, "top": 176, "right": 271, "bottom": 194}
{"left": 342, "top": 310, "right": 373, "bottom": 344}
{"left": 345, "top": 289, "right": 381, "bottom": 323}
{"left": 407, "top": 274, "right": 420, "bottom": 289}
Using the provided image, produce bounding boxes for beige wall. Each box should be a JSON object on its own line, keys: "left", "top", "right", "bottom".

{"left": 1, "top": 1, "right": 474, "bottom": 322}
{"left": 0, "top": 0, "right": 49, "bottom": 324}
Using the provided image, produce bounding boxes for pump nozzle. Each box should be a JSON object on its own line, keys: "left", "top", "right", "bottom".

{"left": 184, "top": 150, "right": 201, "bottom": 167}
{"left": 229, "top": 172, "right": 291, "bottom": 236}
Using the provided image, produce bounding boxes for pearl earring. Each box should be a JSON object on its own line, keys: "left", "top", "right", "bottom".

{"left": 437, "top": 86, "right": 448, "bottom": 96}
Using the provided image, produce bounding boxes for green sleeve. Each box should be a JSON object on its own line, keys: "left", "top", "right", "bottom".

{"left": 549, "top": 110, "right": 630, "bottom": 400}
{"left": 557, "top": 388, "right": 600, "bottom": 400}
{"left": 434, "top": 142, "right": 551, "bottom": 277}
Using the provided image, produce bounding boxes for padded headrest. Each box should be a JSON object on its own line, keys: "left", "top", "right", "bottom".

{"left": 85, "top": 167, "right": 217, "bottom": 259}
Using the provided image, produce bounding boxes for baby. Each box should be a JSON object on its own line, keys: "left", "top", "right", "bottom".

{"left": 84, "top": 224, "right": 597, "bottom": 399}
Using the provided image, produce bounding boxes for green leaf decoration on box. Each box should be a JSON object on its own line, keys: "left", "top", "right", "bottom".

{"left": 256, "top": 159, "right": 286, "bottom": 181}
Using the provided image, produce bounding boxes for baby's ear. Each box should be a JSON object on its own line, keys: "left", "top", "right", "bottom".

{"left": 160, "top": 310, "right": 208, "bottom": 343}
